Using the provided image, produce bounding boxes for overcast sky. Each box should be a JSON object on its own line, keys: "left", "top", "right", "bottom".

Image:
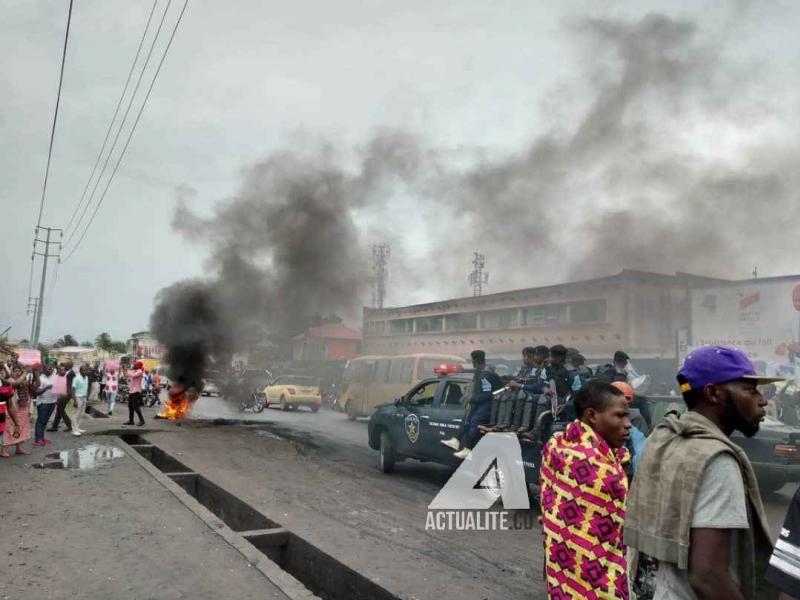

{"left": 3, "top": 0, "right": 799, "bottom": 343}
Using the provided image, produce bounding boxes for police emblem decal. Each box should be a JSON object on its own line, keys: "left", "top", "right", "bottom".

{"left": 405, "top": 413, "right": 420, "bottom": 444}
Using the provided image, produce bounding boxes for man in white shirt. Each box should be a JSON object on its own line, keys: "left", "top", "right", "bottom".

{"left": 34, "top": 364, "right": 58, "bottom": 446}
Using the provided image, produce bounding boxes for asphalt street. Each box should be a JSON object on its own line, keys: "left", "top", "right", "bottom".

{"left": 192, "top": 395, "right": 799, "bottom": 541}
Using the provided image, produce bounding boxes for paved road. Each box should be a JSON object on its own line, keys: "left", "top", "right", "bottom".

{"left": 159, "top": 395, "right": 544, "bottom": 599}
{"left": 193, "top": 394, "right": 800, "bottom": 541}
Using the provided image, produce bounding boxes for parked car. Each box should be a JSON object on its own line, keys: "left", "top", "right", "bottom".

{"left": 265, "top": 375, "right": 321, "bottom": 412}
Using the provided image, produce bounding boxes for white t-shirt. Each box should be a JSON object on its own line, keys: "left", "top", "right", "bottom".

{"left": 653, "top": 453, "right": 749, "bottom": 599}
{"left": 37, "top": 373, "right": 58, "bottom": 405}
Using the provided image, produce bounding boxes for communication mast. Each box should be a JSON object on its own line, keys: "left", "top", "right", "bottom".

{"left": 468, "top": 252, "right": 489, "bottom": 297}
{"left": 372, "top": 243, "right": 391, "bottom": 308}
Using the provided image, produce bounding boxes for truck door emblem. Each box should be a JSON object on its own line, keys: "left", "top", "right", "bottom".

{"left": 405, "top": 414, "right": 420, "bottom": 444}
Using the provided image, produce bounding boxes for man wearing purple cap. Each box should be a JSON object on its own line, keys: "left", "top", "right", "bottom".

{"left": 625, "top": 345, "right": 780, "bottom": 600}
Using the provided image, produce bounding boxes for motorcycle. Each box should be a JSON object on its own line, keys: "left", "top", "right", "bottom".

{"left": 238, "top": 384, "right": 266, "bottom": 413}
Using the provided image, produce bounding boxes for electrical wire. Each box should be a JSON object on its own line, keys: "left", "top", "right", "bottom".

{"left": 63, "top": 0, "right": 173, "bottom": 249}
{"left": 63, "top": 0, "right": 159, "bottom": 237}
{"left": 61, "top": 0, "right": 190, "bottom": 263}
{"left": 35, "top": 0, "right": 74, "bottom": 228}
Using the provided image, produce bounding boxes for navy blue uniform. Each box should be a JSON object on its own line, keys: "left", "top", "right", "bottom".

{"left": 466, "top": 369, "right": 496, "bottom": 448}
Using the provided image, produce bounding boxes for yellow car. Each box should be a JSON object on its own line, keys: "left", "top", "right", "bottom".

{"left": 264, "top": 375, "right": 321, "bottom": 412}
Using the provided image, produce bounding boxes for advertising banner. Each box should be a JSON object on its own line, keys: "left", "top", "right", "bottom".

{"left": 690, "top": 278, "right": 800, "bottom": 378}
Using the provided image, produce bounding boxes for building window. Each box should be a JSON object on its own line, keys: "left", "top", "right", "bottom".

{"left": 570, "top": 299, "right": 607, "bottom": 323}
{"left": 390, "top": 319, "right": 414, "bottom": 335}
{"left": 447, "top": 313, "right": 478, "bottom": 331}
{"left": 523, "top": 303, "right": 567, "bottom": 326}
{"left": 415, "top": 316, "right": 443, "bottom": 333}
{"left": 482, "top": 309, "right": 518, "bottom": 330}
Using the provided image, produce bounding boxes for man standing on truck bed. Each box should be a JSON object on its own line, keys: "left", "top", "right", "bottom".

{"left": 625, "top": 345, "right": 781, "bottom": 600}
{"left": 450, "top": 350, "right": 501, "bottom": 460}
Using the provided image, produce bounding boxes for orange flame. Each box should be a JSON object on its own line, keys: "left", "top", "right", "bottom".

{"left": 157, "top": 392, "right": 191, "bottom": 420}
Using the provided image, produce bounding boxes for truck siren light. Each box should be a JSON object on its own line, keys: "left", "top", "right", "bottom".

{"left": 435, "top": 363, "right": 464, "bottom": 376}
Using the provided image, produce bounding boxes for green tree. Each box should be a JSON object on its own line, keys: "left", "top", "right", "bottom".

{"left": 95, "top": 332, "right": 113, "bottom": 351}
{"left": 54, "top": 334, "right": 78, "bottom": 348}
{"left": 109, "top": 341, "right": 127, "bottom": 354}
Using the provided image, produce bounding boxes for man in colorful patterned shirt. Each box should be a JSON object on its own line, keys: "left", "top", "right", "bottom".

{"left": 540, "top": 380, "right": 632, "bottom": 599}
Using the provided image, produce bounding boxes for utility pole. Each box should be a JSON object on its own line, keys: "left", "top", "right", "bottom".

{"left": 27, "top": 297, "right": 39, "bottom": 343}
{"left": 32, "top": 226, "right": 62, "bottom": 346}
{"left": 468, "top": 252, "right": 489, "bottom": 297}
{"left": 372, "top": 243, "right": 391, "bottom": 309}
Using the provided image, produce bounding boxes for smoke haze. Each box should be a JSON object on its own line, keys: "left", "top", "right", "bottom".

{"left": 151, "top": 12, "right": 800, "bottom": 369}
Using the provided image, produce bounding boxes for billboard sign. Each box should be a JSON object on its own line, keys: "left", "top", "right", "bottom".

{"left": 690, "top": 278, "right": 800, "bottom": 378}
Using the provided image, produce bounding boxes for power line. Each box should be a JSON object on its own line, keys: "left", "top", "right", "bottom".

{"left": 35, "top": 0, "right": 74, "bottom": 228}
{"left": 62, "top": 0, "right": 190, "bottom": 263}
{"left": 63, "top": 0, "right": 173, "bottom": 249}
{"left": 63, "top": 0, "right": 160, "bottom": 237}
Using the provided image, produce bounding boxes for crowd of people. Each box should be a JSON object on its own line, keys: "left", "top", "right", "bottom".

{"left": 0, "top": 356, "right": 154, "bottom": 455}
{"left": 439, "top": 343, "right": 800, "bottom": 598}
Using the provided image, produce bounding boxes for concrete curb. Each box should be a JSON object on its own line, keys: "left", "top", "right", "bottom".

{"left": 116, "top": 436, "right": 319, "bottom": 600}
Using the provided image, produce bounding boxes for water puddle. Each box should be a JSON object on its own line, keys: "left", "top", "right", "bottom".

{"left": 32, "top": 444, "right": 125, "bottom": 470}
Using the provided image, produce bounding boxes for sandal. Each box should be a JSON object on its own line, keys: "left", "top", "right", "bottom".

{"left": 15, "top": 449, "right": 31, "bottom": 456}
{"left": 0, "top": 453, "right": 10, "bottom": 459}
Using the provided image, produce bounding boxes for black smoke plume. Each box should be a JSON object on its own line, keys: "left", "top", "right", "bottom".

{"left": 150, "top": 133, "right": 422, "bottom": 383}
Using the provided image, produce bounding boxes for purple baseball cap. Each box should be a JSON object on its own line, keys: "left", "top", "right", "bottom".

{"left": 677, "top": 345, "right": 784, "bottom": 393}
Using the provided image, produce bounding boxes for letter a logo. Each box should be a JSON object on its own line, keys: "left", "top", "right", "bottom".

{"left": 428, "top": 433, "right": 529, "bottom": 510}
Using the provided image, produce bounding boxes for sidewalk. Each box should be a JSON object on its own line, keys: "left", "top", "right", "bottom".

{"left": 0, "top": 407, "right": 288, "bottom": 600}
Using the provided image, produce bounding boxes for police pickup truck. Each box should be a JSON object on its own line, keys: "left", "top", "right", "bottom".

{"left": 367, "top": 365, "right": 543, "bottom": 482}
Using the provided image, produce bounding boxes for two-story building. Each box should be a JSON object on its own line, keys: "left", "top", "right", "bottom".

{"left": 363, "top": 270, "right": 723, "bottom": 380}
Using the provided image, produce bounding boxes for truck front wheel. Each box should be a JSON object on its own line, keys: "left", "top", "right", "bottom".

{"left": 380, "top": 431, "right": 396, "bottom": 474}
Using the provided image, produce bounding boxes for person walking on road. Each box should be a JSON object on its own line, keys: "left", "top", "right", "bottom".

{"left": 123, "top": 361, "right": 145, "bottom": 426}
{"left": 48, "top": 363, "right": 73, "bottom": 433}
{"left": 624, "top": 345, "right": 780, "bottom": 600}
{"left": 34, "top": 364, "right": 57, "bottom": 446}
{"left": 539, "top": 380, "right": 632, "bottom": 599}
{"left": 104, "top": 367, "right": 119, "bottom": 416}
{"left": 71, "top": 365, "right": 90, "bottom": 436}
{"left": 0, "top": 369, "right": 21, "bottom": 454}
{"left": 1, "top": 364, "right": 36, "bottom": 457}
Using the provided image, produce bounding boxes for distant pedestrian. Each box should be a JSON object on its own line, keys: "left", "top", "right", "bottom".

{"left": 539, "top": 380, "right": 632, "bottom": 599}
{"left": 123, "top": 361, "right": 145, "bottom": 426}
{"left": 71, "top": 365, "right": 89, "bottom": 436}
{"left": 48, "top": 362, "right": 73, "bottom": 433}
{"left": 34, "top": 364, "right": 57, "bottom": 446}
{"left": 0, "top": 369, "right": 21, "bottom": 453}
{"left": 104, "top": 368, "right": 119, "bottom": 416}
{"left": 625, "top": 346, "right": 780, "bottom": 599}
{"left": 610, "top": 381, "right": 647, "bottom": 474}
{"left": 1, "top": 364, "right": 35, "bottom": 456}
{"left": 152, "top": 371, "right": 162, "bottom": 405}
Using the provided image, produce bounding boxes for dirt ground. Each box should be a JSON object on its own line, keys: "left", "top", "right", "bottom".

{"left": 0, "top": 433, "right": 289, "bottom": 600}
